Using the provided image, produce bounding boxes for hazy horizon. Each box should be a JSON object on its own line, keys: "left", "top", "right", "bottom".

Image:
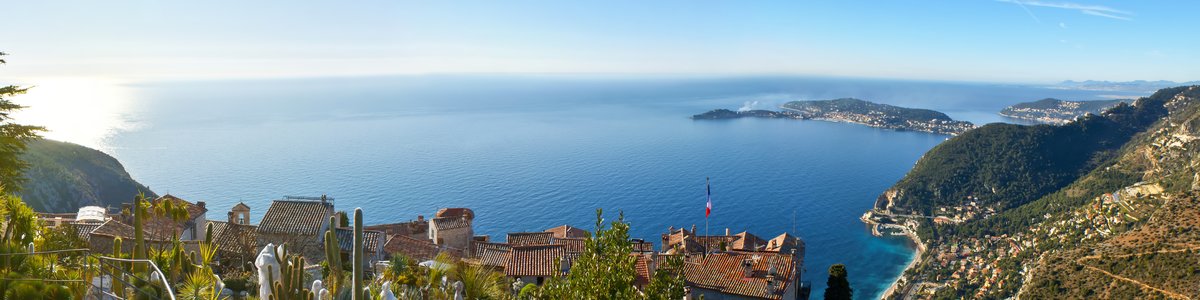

{"left": 4, "top": 1, "right": 1198, "bottom": 83}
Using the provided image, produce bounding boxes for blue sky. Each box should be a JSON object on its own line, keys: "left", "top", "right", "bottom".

{"left": 3, "top": 0, "right": 1197, "bottom": 83}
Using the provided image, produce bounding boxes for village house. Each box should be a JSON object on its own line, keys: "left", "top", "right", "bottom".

{"left": 382, "top": 234, "right": 443, "bottom": 262}
{"left": 335, "top": 226, "right": 386, "bottom": 269}
{"left": 144, "top": 194, "right": 209, "bottom": 241}
{"left": 206, "top": 203, "right": 258, "bottom": 272}
{"left": 467, "top": 242, "right": 512, "bottom": 270}
{"left": 544, "top": 224, "right": 589, "bottom": 239}
{"left": 83, "top": 219, "right": 171, "bottom": 253}
{"left": 662, "top": 227, "right": 775, "bottom": 254}
{"left": 683, "top": 251, "right": 805, "bottom": 300}
{"left": 428, "top": 208, "right": 474, "bottom": 251}
{"left": 507, "top": 232, "right": 554, "bottom": 246}
{"left": 504, "top": 244, "right": 573, "bottom": 285}
{"left": 255, "top": 196, "right": 335, "bottom": 261}
{"left": 365, "top": 215, "right": 429, "bottom": 240}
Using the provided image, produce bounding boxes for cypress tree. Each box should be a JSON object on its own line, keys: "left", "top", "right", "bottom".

{"left": 825, "top": 264, "right": 852, "bottom": 300}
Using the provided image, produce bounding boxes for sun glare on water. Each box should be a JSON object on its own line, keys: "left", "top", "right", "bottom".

{"left": 9, "top": 78, "right": 141, "bottom": 152}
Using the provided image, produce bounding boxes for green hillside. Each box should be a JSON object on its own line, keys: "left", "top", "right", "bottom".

{"left": 17, "top": 139, "right": 156, "bottom": 212}
{"left": 877, "top": 88, "right": 1176, "bottom": 217}
{"left": 877, "top": 86, "right": 1200, "bottom": 299}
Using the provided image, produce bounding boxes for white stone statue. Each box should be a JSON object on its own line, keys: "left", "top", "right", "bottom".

{"left": 511, "top": 278, "right": 523, "bottom": 296}
{"left": 452, "top": 281, "right": 464, "bottom": 300}
{"left": 255, "top": 244, "right": 281, "bottom": 300}
{"left": 379, "top": 281, "right": 397, "bottom": 300}
{"left": 311, "top": 280, "right": 325, "bottom": 300}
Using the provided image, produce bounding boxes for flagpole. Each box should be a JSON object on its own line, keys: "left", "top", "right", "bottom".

{"left": 705, "top": 177, "right": 710, "bottom": 258}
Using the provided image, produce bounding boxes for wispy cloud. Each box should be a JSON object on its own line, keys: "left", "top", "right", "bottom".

{"left": 1080, "top": 10, "right": 1132, "bottom": 21}
{"left": 996, "top": 0, "right": 1134, "bottom": 21}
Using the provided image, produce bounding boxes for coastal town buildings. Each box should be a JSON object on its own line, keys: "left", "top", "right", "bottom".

{"left": 38, "top": 195, "right": 810, "bottom": 299}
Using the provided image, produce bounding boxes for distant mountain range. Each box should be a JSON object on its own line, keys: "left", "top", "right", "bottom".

{"left": 18, "top": 139, "right": 156, "bottom": 213}
{"left": 1055, "top": 80, "right": 1200, "bottom": 93}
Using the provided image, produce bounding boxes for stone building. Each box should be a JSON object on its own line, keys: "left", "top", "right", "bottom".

{"left": 256, "top": 197, "right": 335, "bottom": 261}
{"left": 207, "top": 203, "right": 259, "bottom": 272}
{"left": 429, "top": 214, "right": 473, "bottom": 251}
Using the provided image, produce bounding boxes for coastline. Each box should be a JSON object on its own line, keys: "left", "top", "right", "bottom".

{"left": 862, "top": 211, "right": 926, "bottom": 300}
{"left": 878, "top": 226, "right": 924, "bottom": 299}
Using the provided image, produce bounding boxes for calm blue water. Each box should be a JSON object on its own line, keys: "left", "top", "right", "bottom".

{"left": 101, "top": 75, "right": 1136, "bottom": 299}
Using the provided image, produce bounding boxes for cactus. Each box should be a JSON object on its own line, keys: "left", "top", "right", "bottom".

{"left": 267, "top": 245, "right": 314, "bottom": 300}
{"left": 352, "top": 208, "right": 364, "bottom": 300}
{"left": 324, "top": 215, "right": 344, "bottom": 295}
{"left": 133, "top": 194, "right": 147, "bottom": 274}
{"left": 113, "top": 237, "right": 125, "bottom": 298}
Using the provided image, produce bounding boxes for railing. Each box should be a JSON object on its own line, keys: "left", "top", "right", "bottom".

{"left": 94, "top": 255, "right": 177, "bottom": 300}
{"left": 0, "top": 248, "right": 176, "bottom": 300}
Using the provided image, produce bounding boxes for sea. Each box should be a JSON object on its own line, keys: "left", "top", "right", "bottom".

{"left": 18, "top": 75, "right": 1145, "bottom": 299}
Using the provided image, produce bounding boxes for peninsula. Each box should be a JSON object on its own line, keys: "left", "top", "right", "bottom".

{"left": 693, "top": 98, "right": 975, "bottom": 135}
{"left": 999, "top": 98, "right": 1131, "bottom": 124}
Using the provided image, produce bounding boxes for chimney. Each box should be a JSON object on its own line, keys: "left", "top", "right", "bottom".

{"left": 560, "top": 256, "right": 571, "bottom": 274}
{"left": 320, "top": 194, "right": 327, "bottom": 203}
{"left": 741, "top": 258, "right": 754, "bottom": 278}
{"left": 725, "top": 228, "right": 730, "bottom": 236}
{"left": 691, "top": 224, "right": 697, "bottom": 236}
{"left": 417, "top": 215, "right": 425, "bottom": 222}
{"left": 228, "top": 211, "right": 235, "bottom": 223}
{"left": 197, "top": 201, "right": 206, "bottom": 209}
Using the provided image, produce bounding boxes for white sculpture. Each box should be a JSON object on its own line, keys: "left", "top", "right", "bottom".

{"left": 311, "top": 280, "right": 325, "bottom": 300}
{"left": 379, "top": 281, "right": 397, "bottom": 300}
{"left": 511, "top": 278, "right": 523, "bottom": 296}
{"left": 453, "top": 281, "right": 464, "bottom": 300}
{"left": 255, "top": 244, "right": 281, "bottom": 300}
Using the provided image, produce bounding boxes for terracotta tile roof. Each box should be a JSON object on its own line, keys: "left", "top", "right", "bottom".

{"left": 470, "top": 242, "right": 512, "bottom": 268}
{"left": 505, "top": 245, "right": 567, "bottom": 277}
{"left": 430, "top": 217, "right": 471, "bottom": 230}
{"left": 74, "top": 223, "right": 103, "bottom": 240}
{"left": 258, "top": 200, "right": 333, "bottom": 235}
{"left": 335, "top": 227, "right": 384, "bottom": 254}
{"left": 153, "top": 194, "right": 208, "bottom": 220}
{"left": 683, "top": 252, "right": 796, "bottom": 300}
{"left": 544, "top": 225, "right": 589, "bottom": 239}
{"left": 730, "top": 232, "right": 768, "bottom": 252}
{"left": 382, "top": 234, "right": 439, "bottom": 262}
{"left": 365, "top": 220, "right": 429, "bottom": 239}
{"left": 507, "top": 232, "right": 554, "bottom": 246}
{"left": 634, "top": 254, "right": 653, "bottom": 287}
{"left": 435, "top": 208, "right": 474, "bottom": 221}
{"left": 89, "top": 219, "right": 164, "bottom": 241}
{"left": 552, "top": 237, "right": 586, "bottom": 253}
{"left": 765, "top": 233, "right": 803, "bottom": 254}
{"left": 207, "top": 220, "right": 258, "bottom": 255}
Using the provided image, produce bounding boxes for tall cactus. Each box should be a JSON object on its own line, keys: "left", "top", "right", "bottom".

{"left": 268, "top": 246, "right": 313, "bottom": 300}
{"left": 113, "top": 237, "right": 125, "bottom": 299}
{"left": 352, "top": 208, "right": 364, "bottom": 300}
{"left": 133, "top": 193, "right": 147, "bottom": 273}
{"left": 324, "top": 215, "right": 344, "bottom": 295}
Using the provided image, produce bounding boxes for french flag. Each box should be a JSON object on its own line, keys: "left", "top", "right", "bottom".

{"left": 706, "top": 177, "right": 712, "bottom": 218}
